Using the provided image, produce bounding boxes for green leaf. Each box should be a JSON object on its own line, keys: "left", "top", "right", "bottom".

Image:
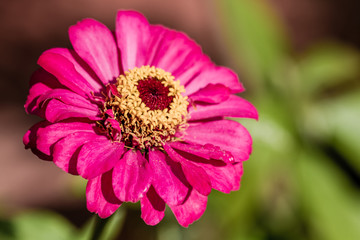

{"left": 13, "top": 211, "right": 76, "bottom": 240}
{"left": 0, "top": 218, "right": 15, "bottom": 240}
{"left": 305, "top": 89, "right": 360, "bottom": 172}
{"left": 217, "top": 0, "right": 288, "bottom": 89}
{"left": 298, "top": 43, "right": 360, "bottom": 95}
{"left": 297, "top": 150, "right": 360, "bottom": 240}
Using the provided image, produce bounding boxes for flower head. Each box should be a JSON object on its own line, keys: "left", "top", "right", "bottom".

{"left": 24, "top": 10, "right": 258, "bottom": 227}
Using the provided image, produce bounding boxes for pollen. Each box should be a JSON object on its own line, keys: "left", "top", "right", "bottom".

{"left": 103, "top": 66, "right": 189, "bottom": 149}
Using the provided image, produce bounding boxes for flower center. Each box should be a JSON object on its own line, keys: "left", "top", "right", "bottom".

{"left": 102, "top": 66, "right": 189, "bottom": 149}
{"left": 137, "top": 77, "right": 174, "bottom": 110}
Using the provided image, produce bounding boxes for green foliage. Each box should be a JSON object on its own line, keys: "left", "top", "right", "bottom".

{"left": 298, "top": 150, "right": 360, "bottom": 240}
{"left": 305, "top": 89, "right": 360, "bottom": 172}
{"left": 0, "top": 210, "right": 126, "bottom": 240}
{"left": 217, "top": 0, "right": 289, "bottom": 93}
{"left": 298, "top": 43, "right": 360, "bottom": 95}
{"left": 0, "top": 211, "right": 76, "bottom": 240}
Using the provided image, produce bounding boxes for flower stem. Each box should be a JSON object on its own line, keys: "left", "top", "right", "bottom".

{"left": 90, "top": 216, "right": 110, "bottom": 240}
{"left": 117, "top": 207, "right": 157, "bottom": 240}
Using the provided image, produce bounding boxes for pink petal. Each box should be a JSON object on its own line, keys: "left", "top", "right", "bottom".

{"left": 107, "top": 84, "right": 121, "bottom": 98}
{"left": 147, "top": 25, "right": 211, "bottom": 86}
{"left": 140, "top": 186, "right": 165, "bottom": 226}
{"left": 36, "top": 121, "right": 95, "bottom": 156}
{"left": 104, "top": 117, "right": 122, "bottom": 141}
{"left": 189, "top": 84, "right": 231, "bottom": 103}
{"left": 38, "top": 51, "right": 96, "bottom": 96}
{"left": 101, "top": 170, "right": 125, "bottom": 204}
{"left": 148, "top": 149, "right": 189, "bottom": 206}
{"left": 180, "top": 161, "right": 211, "bottom": 196}
{"left": 45, "top": 99, "right": 100, "bottom": 123}
{"left": 189, "top": 95, "right": 258, "bottom": 121}
{"left": 175, "top": 54, "right": 211, "bottom": 88}
{"left": 184, "top": 120, "right": 253, "bottom": 162}
{"left": 112, "top": 150, "right": 151, "bottom": 202}
{"left": 169, "top": 189, "right": 207, "bottom": 227}
{"left": 185, "top": 65, "right": 244, "bottom": 95}
{"left": 86, "top": 171, "right": 122, "bottom": 218}
{"left": 234, "top": 162, "right": 244, "bottom": 181}
{"left": 23, "top": 121, "right": 52, "bottom": 160}
{"left": 170, "top": 142, "right": 235, "bottom": 164}
{"left": 171, "top": 145, "right": 242, "bottom": 193}
{"left": 77, "top": 138, "right": 125, "bottom": 179}
{"left": 115, "top": 10, "right": 150, "bottom": 71}
{"left": 37, "top": 88, "right": 99, "bottom": 110}
{"left": 25, "top": 69, "right": 63, "bottom": 116}
{"left": 191, "top": 154, "right": 241, "bottom": 193}
{"left": 164, "top": 144, "right": 211, "bottom": 196}
{"left": 28, "top": 68, "right": 63, "bottom": 89}
{"left": 53, "top": 132, "right": 99, "bottom": 175}
{"left": 45, "top": 48, "right": 103, "bottom": 91}
{"left": 199, "top": 162, "right": 241, "bottom": 193}
{"left": 69, "top": 19, "right": 119, "bottom": 84}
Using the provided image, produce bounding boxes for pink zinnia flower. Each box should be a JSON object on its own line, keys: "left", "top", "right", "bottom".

{"left": 24, "top": 10, "right": 258, "bottom": 227}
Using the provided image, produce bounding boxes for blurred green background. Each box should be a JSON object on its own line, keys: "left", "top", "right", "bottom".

{"left": 0, "top": 0, "right": 359, "bottom": 239}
